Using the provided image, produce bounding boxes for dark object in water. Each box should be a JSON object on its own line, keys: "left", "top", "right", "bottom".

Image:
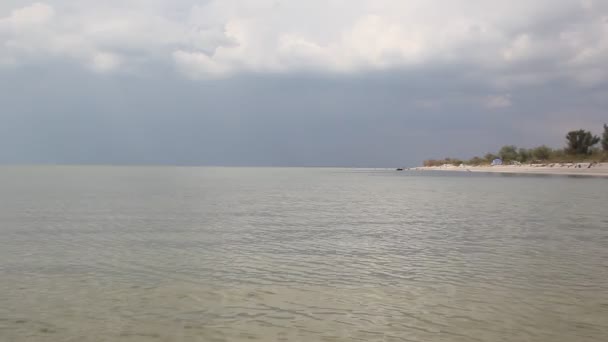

{"left": 396, "top": 168, "right": 404, "bottom": 171}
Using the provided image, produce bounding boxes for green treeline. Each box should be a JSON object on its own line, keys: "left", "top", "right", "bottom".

{"left": 424, "top": 124, "right": 608, "bottom": 167}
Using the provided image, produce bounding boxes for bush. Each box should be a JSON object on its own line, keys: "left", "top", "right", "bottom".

{"left": 530, "top": 145, "right": 552, "bottom": 161}
{"left": 484, "top": 153, "right": 498, "bottom": 163}
{"left": 517, "top": 148, "right": 530, "bottom": 163}
{"left": 498, "top": 145, "right": 519, "bottom": 162}
{"left": 467, "top": 156, "right": 484, "bottom": 165}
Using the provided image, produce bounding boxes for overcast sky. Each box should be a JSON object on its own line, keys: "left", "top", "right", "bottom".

{"left": 1, "top": 0, "right": 607, "bottom": 166}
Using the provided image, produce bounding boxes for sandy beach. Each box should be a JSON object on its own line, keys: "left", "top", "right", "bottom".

{"left": 413, "top": 162, "right": 608, "bottom": 177}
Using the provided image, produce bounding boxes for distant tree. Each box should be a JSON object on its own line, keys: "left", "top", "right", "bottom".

{"left": 565, "top": 129, "right": 600, "bottom": 155}
{"left": 517, "top": 148, "right": 530, "bottom": 163}
{"left": 530, "top": 145, "right": 552, "bottom": 161}
{"left": 498, "top": 145, "right": 519, "bottom": 161}
{"left": 602, "top": 124, "right": 608, "bottom": 152}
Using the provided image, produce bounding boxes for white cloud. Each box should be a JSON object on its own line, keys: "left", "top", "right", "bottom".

{"left": 173, "top": 50, "right": 232, "bottom": 78}
{"left": 1, "top": 2, "right": 54, "bottom": 28}
{"left": 0, "top": 0, "right": 607, "bottom": 85}
{"left": 89, "top": 52, "right": 121, "bottom": 73}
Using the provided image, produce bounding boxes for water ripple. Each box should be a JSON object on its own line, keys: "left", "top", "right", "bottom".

{"left": 0, "top": 166, "right": 607, "bottom": 341}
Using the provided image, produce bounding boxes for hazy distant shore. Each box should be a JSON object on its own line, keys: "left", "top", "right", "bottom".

{"left": 413, "top": 162, "right": 608, "bottom": 177}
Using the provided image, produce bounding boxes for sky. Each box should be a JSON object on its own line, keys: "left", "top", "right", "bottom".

{"left": 1, "top": 0, "right": 607, "bottom": 167}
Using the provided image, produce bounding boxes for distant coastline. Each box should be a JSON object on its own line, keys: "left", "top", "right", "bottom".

{"left": 413, "top": 126, "right": 608, "bottom": 177}
{"left": 412, "top": 162, "right": 608, "bottom": 177}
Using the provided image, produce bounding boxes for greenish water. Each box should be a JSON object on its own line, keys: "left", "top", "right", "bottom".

{"left": 1, "top": 166, "right": 607, "bottom": 341}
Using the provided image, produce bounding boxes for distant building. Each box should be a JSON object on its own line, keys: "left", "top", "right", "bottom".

{"left": 491, "top": 158, "right": 503, "bottom": 166}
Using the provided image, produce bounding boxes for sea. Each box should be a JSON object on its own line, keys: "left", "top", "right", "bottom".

{"left": 1, "top": 166, "right": 607, "bottom": 341}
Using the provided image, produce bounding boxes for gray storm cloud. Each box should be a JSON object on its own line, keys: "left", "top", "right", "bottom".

{"left": 1, "top": 1, "right": 607, "bottom": 166}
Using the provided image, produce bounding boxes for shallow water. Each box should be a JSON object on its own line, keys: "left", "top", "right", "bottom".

{"left": 1, "top": 166, "right": 607, "bottom": 341}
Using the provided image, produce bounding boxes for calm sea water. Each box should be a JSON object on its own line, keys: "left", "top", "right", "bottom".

{"left": 0, "top": 166, "right": 607, "bottom": 342}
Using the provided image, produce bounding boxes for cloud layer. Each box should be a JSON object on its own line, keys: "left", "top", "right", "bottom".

{"left": 2, "top": 0, "right": 607, "bottom": 82}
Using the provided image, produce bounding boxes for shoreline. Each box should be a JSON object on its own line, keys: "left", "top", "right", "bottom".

{"left": 412, "top": 162, "right": 608, "bottom": 177}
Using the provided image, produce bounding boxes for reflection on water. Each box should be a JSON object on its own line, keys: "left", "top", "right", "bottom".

{"left": 1, "top": 166, "right": 607, "bottom": 341}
